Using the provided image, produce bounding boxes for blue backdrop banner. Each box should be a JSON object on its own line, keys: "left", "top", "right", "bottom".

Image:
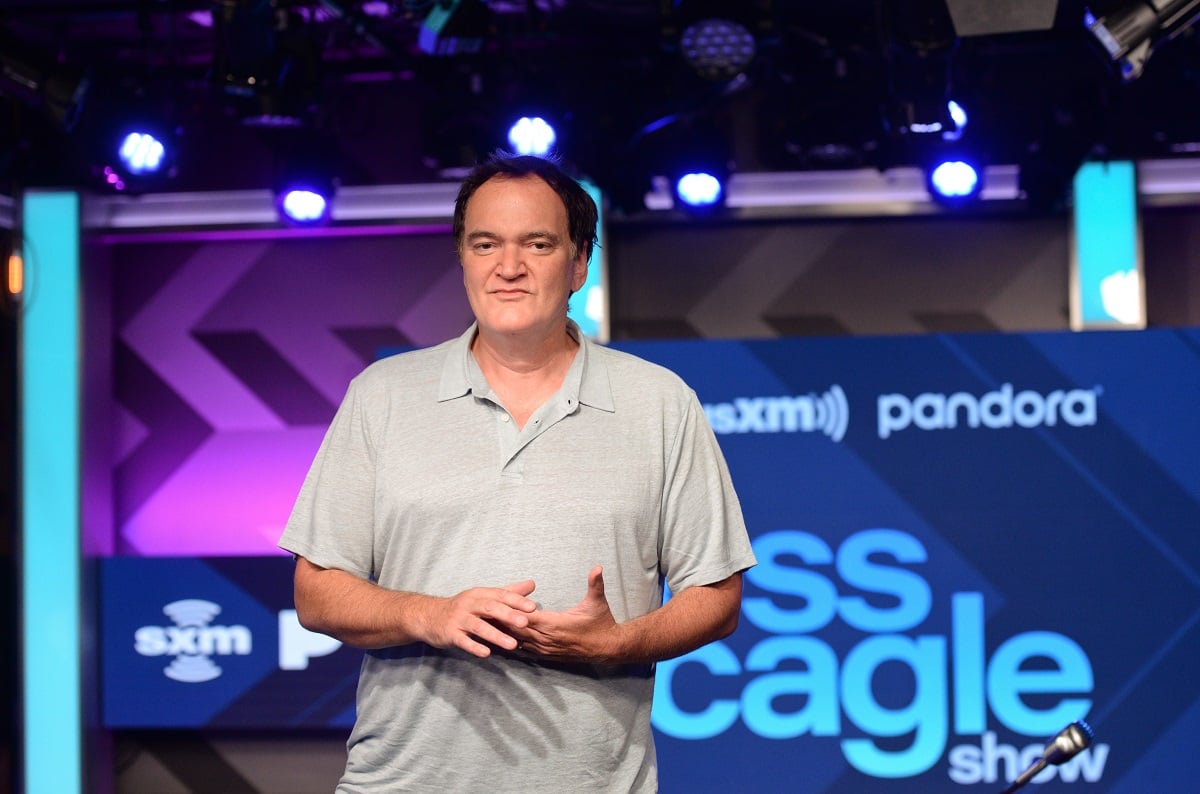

{"left": 100, "top": 327, "right": 1200, "bottom": 792}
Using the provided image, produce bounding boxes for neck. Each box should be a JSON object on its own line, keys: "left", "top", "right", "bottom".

{"left": 471, "top": 322, "right": 577, "bottom": 376}
{"left": 471, "top": 323, "right": 579, "bottom": 428}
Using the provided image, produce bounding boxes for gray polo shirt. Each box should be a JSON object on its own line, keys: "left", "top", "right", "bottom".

{"left": 280, "top": 322, "right": 755, "bottom": 793}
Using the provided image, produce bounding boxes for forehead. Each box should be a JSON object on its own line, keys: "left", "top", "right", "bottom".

{"left": 465, "top": 175, "right": 567, "bottom": 228}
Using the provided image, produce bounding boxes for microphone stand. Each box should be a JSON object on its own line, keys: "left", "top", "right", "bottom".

{"left": 999, "top": 721, "right": 1095, "bottom": 794}
{"left": 1000, "top": 758, "right": 1047, "bottom": 794}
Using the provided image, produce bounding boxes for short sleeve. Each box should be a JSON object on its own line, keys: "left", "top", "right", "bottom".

{"left": 658, "top": 390, "right": 757, "bottom": 593}
{"left": 278, "top": 375, "right": 378, "bottom": 579}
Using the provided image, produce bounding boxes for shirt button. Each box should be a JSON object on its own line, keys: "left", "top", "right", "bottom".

{"left": 501, "top": 415, "right": 510, "bottom": 423}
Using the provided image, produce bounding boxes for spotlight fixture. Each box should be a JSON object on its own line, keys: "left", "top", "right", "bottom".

{"left": 117, "top": 131, "right": 167, "bottom": 176}
{"left": 925, "top": 153, "right": 985, "bottom": 205}
{"left": 507, "top": 116, "right": 558, "bottom": 157}
{"left": 664, "top": 124, "right": 732, "bottom": 214}
{"left": 277, "top": 187, "right": 332, "bottom": 225}
{"left": 1086, "top": 0, "right": 1200, "bottom": 80}
{"left": 674, "top": 170, "right": 725, "bottom": 209}
{"left": 661, "top": 1, "right": 773, "bottom": 81}
{"left": 274, "top": 170, "right": 336, "bottom": 225}
{"left": 679, "top": 18, "right": 757, "bottom": 81}
{"left": 88, "top": 109, "right": 180, "bottom": 193}
{"left": 271, "top": 131, "right": 338, "bottom": 226}
{"left": 943, "top": 100, "right": 968, "bottom": 141}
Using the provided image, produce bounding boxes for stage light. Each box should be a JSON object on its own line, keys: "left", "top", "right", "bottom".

{"left": 679, "top": 18, "right": 757, "bottom": 80}
{"left": 1086, "top": 0, "right": 1200, "bottom": 80}
{"left": 660, "top": 119, "right": 732, "bottom": 213}
{"left": 944, "top": 100, "right": 968, "bottom": 140}
{"left": 277, "top": 187, "right": 331, "bottom": 225}
{"left": 6, "top": 249, "right": 22, "bottom": 300}
{"left": 661, "top": 1, "right": 772, "bottom": 82}
{"left": 675, "top": 171, "right": 724, "bottom": 208}
{"left": 507, "top": 116, "right": 557, "bottom": 157}
{"left": 272, "top": 131, "right": 338, "bottom": 225}
{"left": 926, "top": 157, "right": 984, "bottom": 205}
{"left": 88, "top": 111, "right": 180, "bottom": 192}
{"left": 117, "top": 131, "right": 167, "bottom": 175}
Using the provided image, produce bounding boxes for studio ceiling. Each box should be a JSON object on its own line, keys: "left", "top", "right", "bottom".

{"left": 2, "top": 0, "right": 1199, "bottom": 211}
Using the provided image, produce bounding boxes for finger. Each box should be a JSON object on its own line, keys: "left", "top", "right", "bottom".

{"left": 464, "top": 617, "right": 521, "bottom": 653}
{"left": 480, "top": 598, "right": 532, "bottom": 630}
{"left": 493, "top": 582, "right": 538, "bottom": 613}
{"left": 500, "top": 579, "right": 537, "bottom": 600}
{"left": 457, "top": 636, "right": 493, "bottom": 659}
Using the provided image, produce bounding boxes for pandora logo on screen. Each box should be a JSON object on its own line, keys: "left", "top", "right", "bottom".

{"left": 877, "top": 384, "right": 1100, "bottom": 439}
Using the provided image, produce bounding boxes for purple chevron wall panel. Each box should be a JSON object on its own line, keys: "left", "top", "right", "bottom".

{"left": 110, "top": 232, "right": 470, "bottom": 556}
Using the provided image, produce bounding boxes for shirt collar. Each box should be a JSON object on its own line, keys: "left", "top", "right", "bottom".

{"left": 436, "top": 320, "right": 614, "bottom": 413}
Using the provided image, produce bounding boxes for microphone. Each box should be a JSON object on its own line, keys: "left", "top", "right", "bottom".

{"left": 999, "top": 720, "right": 1095, "bottom": 794}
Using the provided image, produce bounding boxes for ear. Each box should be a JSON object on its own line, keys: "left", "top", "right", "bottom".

{"left": 571, "top": 253, "right": 588, "bottom": 293}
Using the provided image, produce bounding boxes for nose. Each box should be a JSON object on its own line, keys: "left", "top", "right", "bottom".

{"left": 496, "top": 244, "right": 525, "bottom": 278}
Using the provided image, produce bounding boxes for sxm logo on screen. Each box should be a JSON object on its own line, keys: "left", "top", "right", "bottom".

{"left": 652, "top": 529, "right": 1111, "bottom": 785}
{"left": 134, "top": 599, "right": 342, "bottom": 680}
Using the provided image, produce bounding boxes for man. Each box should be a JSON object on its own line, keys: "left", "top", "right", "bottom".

{"left": 280, "top": 151, "right": 756, "bottom": 792}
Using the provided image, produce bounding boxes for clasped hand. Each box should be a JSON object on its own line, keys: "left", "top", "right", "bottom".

{"left": 427, "top": 565, "right": 618, "bottom": 663}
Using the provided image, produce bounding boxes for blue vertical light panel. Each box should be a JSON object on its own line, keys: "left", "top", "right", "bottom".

{"left": 20, "top": 191, "right": 84, "bottom": 794}
{"left": 1071, "top": 160, "right": 1144, "bottom": 329}
{"left": 571, "top": 179, "right": 609, "bottom": 342}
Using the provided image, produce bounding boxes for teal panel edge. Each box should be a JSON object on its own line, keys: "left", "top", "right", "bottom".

{"left": 20, "top": 190, "right": 84, "bottom": 794}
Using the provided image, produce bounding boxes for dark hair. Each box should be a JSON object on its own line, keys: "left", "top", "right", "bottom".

{"left": 453, "top": 150, "right": 599, "bottom": 263}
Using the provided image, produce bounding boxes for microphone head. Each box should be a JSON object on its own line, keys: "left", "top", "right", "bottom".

{"left": 1043, "top": 720, "right": 1095, "bottom": 766}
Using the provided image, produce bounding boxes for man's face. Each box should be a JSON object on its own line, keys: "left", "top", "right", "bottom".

{"left": 460, "top": 174, "right": 588, "bottom": 341}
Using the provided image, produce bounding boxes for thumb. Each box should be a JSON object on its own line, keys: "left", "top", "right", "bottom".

{"left": 585, "top": 565, "right": 606, "bottom": 603}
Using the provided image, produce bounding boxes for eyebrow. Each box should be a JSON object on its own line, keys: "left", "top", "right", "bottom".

{"left": 465, "top": 230, "right": 563, "bottom": 245}
{"left": 520, "top": 230, "right": 562, "bottom": 245}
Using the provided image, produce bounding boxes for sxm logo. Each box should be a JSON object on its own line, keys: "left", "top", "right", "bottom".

{"left": 705, "top": 387, "right": 849, "bottom": 442}
{"left": 134, "top": 599, "right": 252, "bottom": 683}
{"left": 877, "top": 383, "right": 1099, "bottom": 440}
{"left": 133, "top": 603, "right": 344, "bottom": 682}
{"left": 652, "top": 529, "right": 1111, "bottom": 786}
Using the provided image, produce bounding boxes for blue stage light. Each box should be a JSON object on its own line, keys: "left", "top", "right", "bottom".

{"left": 927, "top": 159, "right": 982, "bottom": 203}
{"left": 944, "top": 101, "right": 968, "bottom": 141}
{"left": 277, "top": 187, "right": 331, "bottom": 224}
{"left": 507, "top": 116, "right": 557, "bottom": 157}
{"left": 117, "top": 131, "right": 167, "bottom": 175}
{"left": 675, "top": 171, "right": 724, "bottom": 208}
{"left": 948, "top": 101, "right": 968, "bottom": 130}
